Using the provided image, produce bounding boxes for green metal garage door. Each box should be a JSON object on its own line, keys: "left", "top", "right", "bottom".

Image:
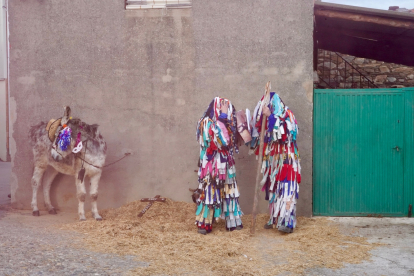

{"left": 313, "top": 88, "right": 414, "bottom": 217}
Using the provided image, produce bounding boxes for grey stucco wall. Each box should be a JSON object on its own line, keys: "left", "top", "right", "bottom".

{"left": 9, "top": 0, "right": 314, "bottom": 217}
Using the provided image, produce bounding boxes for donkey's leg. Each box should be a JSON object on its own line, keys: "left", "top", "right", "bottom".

{"left": 31, "top": 166, "right": 46, "bottom": 216}
{"left": 75, "top": 177, "right": 87, "bottom": 221}
{"left": 42, "top": 167, "right": 59, "bottom": 214}
{"left": 90, "top": 172, "right": 103, "bottom": 221}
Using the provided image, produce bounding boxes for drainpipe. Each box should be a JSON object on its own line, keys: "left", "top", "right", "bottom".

{"left": 4, "top": 0, "right": 9, "bottom": 161}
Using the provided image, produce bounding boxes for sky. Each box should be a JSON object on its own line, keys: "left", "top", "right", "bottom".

{"left": 321, "top": 0, "right": 414, "bottom": 10}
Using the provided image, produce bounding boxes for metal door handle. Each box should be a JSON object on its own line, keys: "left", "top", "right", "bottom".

{"left": 392, "top": 146, "right": 400, "bottom": 151}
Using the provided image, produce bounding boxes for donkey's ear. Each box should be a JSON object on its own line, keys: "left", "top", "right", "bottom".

{"left": 63, "top": 106, "right": 71, "bottom": 118}
{"left": 61, "top": 106, "right": 72, "bottom": 126}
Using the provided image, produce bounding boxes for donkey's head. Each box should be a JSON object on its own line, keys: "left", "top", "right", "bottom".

{"left": 50, "top": 106, "right": 102, "bottom": 161}
{"left": 51, "top": 106, "right": 73, "bottom": 161}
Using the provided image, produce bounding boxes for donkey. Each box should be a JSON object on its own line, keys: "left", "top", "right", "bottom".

{"left": 29, "top": 106, "right": 107, "bottom": 221}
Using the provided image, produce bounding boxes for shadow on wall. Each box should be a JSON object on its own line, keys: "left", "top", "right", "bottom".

{"left": 0, "top": 161, "right": 11, "bottom": 205}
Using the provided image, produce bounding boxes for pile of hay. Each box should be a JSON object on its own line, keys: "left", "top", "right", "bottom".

{"left": 60, "top": 199, "right": 380, "bottom": 275}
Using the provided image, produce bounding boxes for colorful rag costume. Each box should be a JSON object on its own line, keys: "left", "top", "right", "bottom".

{"left": 194, "top": 97, "right": 243, "bottom": 233}
{"left": 250, "top": 93, "right": 301, "bottom": 233}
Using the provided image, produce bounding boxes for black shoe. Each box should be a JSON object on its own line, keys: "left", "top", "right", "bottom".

{"left": 264, "top": 223, "right": 273, "bottom": 229}
{"left": 278, "top": 225, "right": 293, "bottom": 233}
{"left": 235, "top": 225, "right": 243, "bottom": 230}
{"left": 198, "top": 228, "right": 207, "bottom": 235}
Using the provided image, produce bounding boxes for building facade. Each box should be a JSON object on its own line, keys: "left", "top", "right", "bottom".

{"left": 8, "top": 0, "right": 314, "bottom": 216}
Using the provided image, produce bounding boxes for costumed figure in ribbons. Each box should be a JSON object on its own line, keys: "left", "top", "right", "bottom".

{"left": 249, "top": 93, "right": 301, "bottom": 233}
{"left": 193, "top": 97, "right": 243, "bottom": 235}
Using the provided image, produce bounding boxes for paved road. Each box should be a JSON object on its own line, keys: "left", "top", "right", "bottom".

{"left": 0, "top": 161, "right": 148, "bottom": 276}
{"left": 306, "top": 217, "right": 414, "bottom": 276}
{"left": 0, "top": 210, "right": 148, "bottom": 276}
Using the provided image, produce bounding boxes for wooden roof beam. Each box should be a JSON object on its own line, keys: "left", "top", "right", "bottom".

{"left": 315, "top": 9, "right": 414, "bottom": 30}
{"left": 316, "top": 32, "right": 414, "bottom": 66}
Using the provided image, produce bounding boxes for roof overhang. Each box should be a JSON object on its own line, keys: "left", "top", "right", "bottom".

{"left": 314, "top": 2, "right": 414, "bottom": 66}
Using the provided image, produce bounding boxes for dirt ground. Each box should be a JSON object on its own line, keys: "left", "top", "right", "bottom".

{"left": 2, "top": 197, "right": 414, "bottom": 276}
{"left": 58, "top": 199, "right": 381, "bottom": 276}
{"left": 1, "top": 162, "right": 414, "bottom": 276}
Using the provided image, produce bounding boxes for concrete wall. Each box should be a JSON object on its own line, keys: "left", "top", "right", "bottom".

{"left": 9, "top": 0, "right": 314, "bottom": 216}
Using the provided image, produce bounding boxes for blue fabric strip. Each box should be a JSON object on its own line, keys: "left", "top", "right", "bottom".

{"left": 196, "top": 203, "right": 203, "bottom": 216}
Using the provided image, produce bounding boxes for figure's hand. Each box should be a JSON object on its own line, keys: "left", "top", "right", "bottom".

{"left": 220, "top": 100, "right": 229, "bottom": 114}
{"left": 263, "top": 105, "right": 271, "bottom": 117}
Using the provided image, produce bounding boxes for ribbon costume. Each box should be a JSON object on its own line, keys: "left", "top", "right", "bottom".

{"left": 250, "top": 93, "right": 301, "bottom": 233}
{"left": 194, "top": 97, "right": 243, "bottom": 234}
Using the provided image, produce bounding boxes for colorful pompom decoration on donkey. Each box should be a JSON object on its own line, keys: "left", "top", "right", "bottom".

{"left": 57, "top": 127, "right": 72, "bottom": 151}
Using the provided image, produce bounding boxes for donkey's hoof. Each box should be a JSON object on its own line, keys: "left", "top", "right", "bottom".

{"left": 79, "top": 218, "right": 86, "bottom": 221}
{"left": 48, "top": 208, "right": 57, "bottom": 215}
{"left": 95, "top": 217, "right": 103, "bottom": 221}
{"left": 32, "top": 210, "right": 40, "bottom": 216}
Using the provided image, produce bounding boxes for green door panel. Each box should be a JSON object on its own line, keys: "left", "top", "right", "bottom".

{"left": 313, "top": 88, "right": 414, "bottom": 217}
